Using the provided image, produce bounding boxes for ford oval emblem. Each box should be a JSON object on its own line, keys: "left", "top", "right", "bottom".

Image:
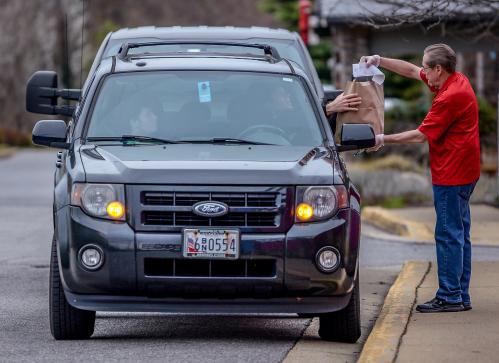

{"left": 192, "top": 201, "right": 229, "bottom": 217}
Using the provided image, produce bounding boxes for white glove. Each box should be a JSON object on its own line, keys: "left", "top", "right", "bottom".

{"left": 367, "top": 134, "right": 384, "bottom": 153}
{"left": 359, "top": 54, "right": 381, "bottom": 68}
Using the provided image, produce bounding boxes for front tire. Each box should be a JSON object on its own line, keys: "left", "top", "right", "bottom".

{"left": 50, "top": 237, "right": 95, "bottom": 340}
{"left": 318, "top": 277, "right": 361, "bottom": 343}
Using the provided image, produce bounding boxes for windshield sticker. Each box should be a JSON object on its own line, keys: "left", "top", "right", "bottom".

{"left": 282, "top": 77, "right": 293, "bottom": 82}
{"left": 198, "top": 81, "right": 212, "bottom": 103}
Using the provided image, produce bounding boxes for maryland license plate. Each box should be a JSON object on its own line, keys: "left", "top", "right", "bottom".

{"left": 183, "top": 229, "right": 239, "bottom": 259}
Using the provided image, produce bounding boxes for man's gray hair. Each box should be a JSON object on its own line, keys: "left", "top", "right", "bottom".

{"left": 424, "top": 44, "right": 456, "bottom": 73}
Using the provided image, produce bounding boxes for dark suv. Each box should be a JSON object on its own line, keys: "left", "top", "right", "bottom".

{"left": 27, "top": 42, "right": 374, "bottom": 342}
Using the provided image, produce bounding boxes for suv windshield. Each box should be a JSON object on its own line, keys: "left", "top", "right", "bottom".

{"left": 86, "top": 71, "right": 323, "bottom": 146}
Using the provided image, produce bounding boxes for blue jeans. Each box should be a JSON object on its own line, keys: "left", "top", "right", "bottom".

{"left": 432, "top": 182, "right": 476, "bottom": 304}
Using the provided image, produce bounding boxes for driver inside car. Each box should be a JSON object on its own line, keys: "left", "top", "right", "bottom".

{"left": 129, "top": 105, "right": 159, "bottom": 136}
{"left": 226, "top": 83, "right": 297, "bottom": 145}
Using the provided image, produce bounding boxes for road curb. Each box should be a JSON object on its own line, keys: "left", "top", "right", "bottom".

{"left": 362, "top": 207, "right": 434, "bottom": 241}
{"left": 357, "top": 261, "right": 430, "bottom": 363}
{"left": 361, "top": 222, "right": 435, "bottom": 245}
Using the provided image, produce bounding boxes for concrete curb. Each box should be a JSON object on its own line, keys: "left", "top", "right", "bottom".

{"left": 357, "top": 261, "right": 430, "bottom": 363}
{"left": 361, "top": 223, "right": 434, "bottom": 245}
{"left": 362, "top": 207, "right": 434, "bottom": 241}
{"left": 362, "top": 212, "right": 499, "bottom": 247}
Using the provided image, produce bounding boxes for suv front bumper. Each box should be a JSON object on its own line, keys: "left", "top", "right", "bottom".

{"left": 64, "top": 291, "right": 351, "bottom": 314}
{"left": 55, "top": 205, "right": 359, "bottom": 312}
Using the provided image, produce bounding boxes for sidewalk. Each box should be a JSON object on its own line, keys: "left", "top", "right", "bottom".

{"left": 362, "top": 204, "right": 499, "bottom": 246}
{"left": 396, "top": 261, "right": 499, "bottom": 362}
{"left": 357, "top": 205, "right": 499, "bottom": 362}
{"left": 358, "top": 261, "right": 499, "bottom": 363}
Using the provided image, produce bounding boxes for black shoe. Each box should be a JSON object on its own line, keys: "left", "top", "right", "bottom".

{"left": 463, "top": 303, "right": 472, "bottom": 311}
{"left": 416, "top": 297, "right": 464, "bottom": 313}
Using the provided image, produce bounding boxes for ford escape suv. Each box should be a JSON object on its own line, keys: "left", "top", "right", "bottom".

{"left": 26, "top": 42, "right": 375, "bottom": 342}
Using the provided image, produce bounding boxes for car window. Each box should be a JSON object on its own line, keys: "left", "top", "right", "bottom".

{"left": 126, "top": 44, "right": 271, "bottom": 58}
{"left": 86, "top": 71, "right": 323, "bottom": 147}
{"left": 250, "top": 38, "right": 306, "bottom": 69}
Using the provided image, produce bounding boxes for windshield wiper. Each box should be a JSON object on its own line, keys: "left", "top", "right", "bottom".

{"left": 86, "top": 135, "right": 184, "bottom": 144}
{"left": 180, "top": 138, "right": 276, "bottom": 145}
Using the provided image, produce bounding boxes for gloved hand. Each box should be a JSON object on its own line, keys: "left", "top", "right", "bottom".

{"left": 367, "top": 134, "right": 384, "bottom": 152}
{"left": 359, "top": 54, "right": 381, "bottom": 68}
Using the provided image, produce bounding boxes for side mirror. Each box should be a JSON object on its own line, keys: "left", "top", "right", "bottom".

{"left": 32, "top": 120, "right": 70, "bottom": 149}
{"left": 336, "top": 124, "right": 376, "bottom": 152}
{"left": 26, "top": 71, "right": 80, "bottom": 116}
{"left": 26, "top": 71, "right": 58, "bottom": 115}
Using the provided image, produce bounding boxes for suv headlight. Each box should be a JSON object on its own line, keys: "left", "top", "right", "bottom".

{"left": 295, "top": 186, "right": 348, "bottom": 222}
{"left": 71, "top": 183, "right": 126, "bottom": 221}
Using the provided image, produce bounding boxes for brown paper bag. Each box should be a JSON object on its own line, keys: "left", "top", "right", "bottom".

{"left": 335, "top": 79, "right": 384, "bottom": 143}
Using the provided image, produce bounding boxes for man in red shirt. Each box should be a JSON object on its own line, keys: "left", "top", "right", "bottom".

{"left": 361, "top": 44, "right": 480, "bottom": 313}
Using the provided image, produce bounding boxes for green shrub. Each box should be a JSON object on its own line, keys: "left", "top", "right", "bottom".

{"left": 259, "top": 0, "right": 299, "bottom": 31}
{"left": 0, "top": 127, "right": 32, "bottom": 147}
{"left": 309, "top": 40, "right": 332, "bottom": 83}
{"left": 381, "top": 196, "right": 407, "bottom": 209}
{"left": 366, "top": 194, "right": 430, "bottom": 208}
{"left": 478, "top": 97, "right": 497, "bottom": 138}
{"left": 352, "top": 154, "right": 423, "bottom": 173}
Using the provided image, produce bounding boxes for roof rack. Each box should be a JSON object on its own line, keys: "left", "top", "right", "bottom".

{"left": 117, "top": 41, "right": 282, "bottom": 62}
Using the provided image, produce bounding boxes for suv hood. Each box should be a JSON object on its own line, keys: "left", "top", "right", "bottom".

{"left": 79, "top": 144, "right": 343, "bottom": 185}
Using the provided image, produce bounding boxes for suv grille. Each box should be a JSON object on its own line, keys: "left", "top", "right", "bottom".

{"left": 144, "top": 258, "right": 276, "bottom": 278}
{"left": 142, "top": 192, "right": 277, "bottom": 208}
{"left": 128, "top": 186, "right": 291, "bottom": 232}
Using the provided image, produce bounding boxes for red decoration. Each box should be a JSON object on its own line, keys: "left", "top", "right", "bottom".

{"left": 299, "top": 0, "right": 310, "bottom": 45}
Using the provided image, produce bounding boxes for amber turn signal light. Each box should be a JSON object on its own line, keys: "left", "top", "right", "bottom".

{"left": 106, "top": 201, "right": 125, "bottom": 219}
{"left": 296, "top": 203, "right": 314, "bottom": 221}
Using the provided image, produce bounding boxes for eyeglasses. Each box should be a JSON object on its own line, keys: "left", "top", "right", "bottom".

{"left": 422, "top": 65, "right": 434, "bottom": 74}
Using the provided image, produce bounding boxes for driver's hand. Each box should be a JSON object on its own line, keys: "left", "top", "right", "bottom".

{"left": 326, "top": 93, "right": 362, "bottom": 116}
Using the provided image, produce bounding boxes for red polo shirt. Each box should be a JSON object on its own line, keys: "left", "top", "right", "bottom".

{"left": 418, "top": 70, "right": 480, "bottom": 186}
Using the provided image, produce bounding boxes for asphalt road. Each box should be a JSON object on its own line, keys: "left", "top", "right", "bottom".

{"left": 2, "top": 150, "right": 499, "bottom": 362}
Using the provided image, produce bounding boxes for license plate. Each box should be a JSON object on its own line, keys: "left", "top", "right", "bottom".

{"left": 183, "top": 228, "right": 239, "bottom": 259}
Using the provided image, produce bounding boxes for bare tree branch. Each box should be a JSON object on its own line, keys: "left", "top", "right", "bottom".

{"left": 325, "top": 0, "right": 499, "bottom": 40}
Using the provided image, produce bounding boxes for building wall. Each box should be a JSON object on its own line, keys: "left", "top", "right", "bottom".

{"left": 329, "top": 26, "right": 369, "bottom": 87}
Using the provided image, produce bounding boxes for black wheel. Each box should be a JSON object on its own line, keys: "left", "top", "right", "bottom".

{"left": 318, "top": 276, "right": 361, "bottom": 343}
{"left": 50, "top": 237, "right": 95, "bottom": 340}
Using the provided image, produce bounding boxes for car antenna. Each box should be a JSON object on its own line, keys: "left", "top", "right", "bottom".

{"left": 80, "top": 0, "right": 86, "bottom": 88}
{"left": 64, "top": 13, "right": 69, "bottom": 90}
